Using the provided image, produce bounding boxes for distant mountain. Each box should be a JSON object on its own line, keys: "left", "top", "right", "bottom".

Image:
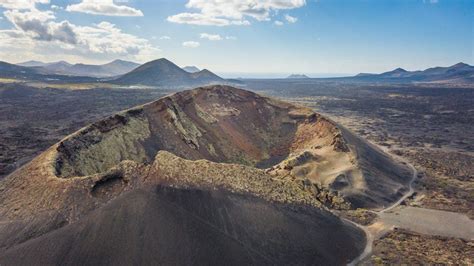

{"left": 355, "top": 73, "right": 375, "bottom": 77}
{"left": 43, "top": 61, "right": 73, "bottom": 74}
{"left": 113, "top": 58, "right": 225, "bottom": 87}
{"left": 379, "top": 68, "right": 409, "bottom": 78}
{"left": 17, "top": 60, "right": 47, "bottom": 67}
{"left": 0, "top": 61, "right": 98, "bottom": 83}
{"left": 0, "top": 61, "right": 36, "bottom": 77}
{"left": 100, "top": 59, "right": 140, "bottom": 76}
{"left": 353, "top": 63, "right": 474, "bottom": 83}
{"left": 38, "top": 59, "right": 139, "bottom": 78}
{"left": 190, "top": 69, "right": 223, "bottom": 83}
{"left": 182, "top": 66, "right": 200, "bottom": 73}
{"left": 287, "top": 74, "right": 309, "bottom": 79}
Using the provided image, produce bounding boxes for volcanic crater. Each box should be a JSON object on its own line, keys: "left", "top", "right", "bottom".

{"left": 53, "top": 85, "right": 410, "bottom": 207}
{"left": 0, "top": 85, "right": 412, "bottom": 265}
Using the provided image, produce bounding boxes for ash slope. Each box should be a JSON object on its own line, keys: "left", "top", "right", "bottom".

{"left": 0, "top": 85, "right": 410, "bottom": 264}
{"left": 0, "top": 187, "right": 364, "bottom": 265}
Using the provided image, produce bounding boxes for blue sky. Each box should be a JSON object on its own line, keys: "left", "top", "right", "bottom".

{"left": 0, "top": 0, "right": 472, "bottom": 77}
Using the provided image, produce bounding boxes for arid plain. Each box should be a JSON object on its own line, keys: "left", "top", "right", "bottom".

{"left": 0, "top": 77, "right": 472, "bottom": 264}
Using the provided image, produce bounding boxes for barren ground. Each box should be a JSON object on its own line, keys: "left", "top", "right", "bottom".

{"left": 0, "top": 84, "right": 166, "bottom": 178}
{"left": 244, "top": 80, "right": 473, "bottom": 264}
{"left": 0, "top": 80, "right": 473, "bottom": 264}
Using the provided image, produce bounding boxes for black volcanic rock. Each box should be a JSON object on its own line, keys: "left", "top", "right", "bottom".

{"left": 113, "top": 58, "right": 224, "bottom": 87}
{"left": 0, "top": 187, "right": 365, "bottom": 265}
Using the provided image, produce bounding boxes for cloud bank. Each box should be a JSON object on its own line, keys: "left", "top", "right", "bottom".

{"left": 0, "top": 1, "right": 157, "bottom": 62}
{"left": 0, "top": 0, "right": 50, "bottom": 10}
{"left": 66, "top": 0, "right": 144, "bottom": 17}
{"left": 168, "top": 0, "right": 305, "bottom": 26}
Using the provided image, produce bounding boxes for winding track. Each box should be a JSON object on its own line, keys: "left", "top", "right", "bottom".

{"left": 347, "top": 150, "right": 418, "bottom": 266}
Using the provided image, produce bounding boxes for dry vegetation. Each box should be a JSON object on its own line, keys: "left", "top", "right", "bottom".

{"left": 402, "top": 149, "right": 474, "bottom": 218}
{"left": 364, "top": 229, "right": 474, "bottom": 265}
{"left": 338, "top": 208, "right": 378, "bottom": 226}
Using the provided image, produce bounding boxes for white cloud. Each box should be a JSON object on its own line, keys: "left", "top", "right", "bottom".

{"left": 284, "top": 14, "right": 297, "bottom": 23}
{"left": 168, "top": 13, "right": 232, "bottom": 26}
{"left": 159, "top": 35, "right": 171, "bottom": 40}
{"left": 50, "top": 4, "right": 62, "bottom": 10}
{"left": 200, "top": 33, "right": 222, "bottom": 41}
{"left": 225, "top": 36, "right": 236, "bottom": 40}
{"left": 4, "top": 9, "right": 77, "bottom": 44}
{"left": 168, "top": 0, "right": 305, "bottom": 26}
{"left": 182, "top": 41, "right": 200, "bottom": 48}
{"left": 75, "top": 21, "right": 158, "bottom": 58}
{"left": 0, "top": 0, "right": 49, "bottom": 10}
{"left": 274, "top": 20, "right": 283, "bottom": 26}
{"left": 0, "top": 7, "right": 158, "bottom": 62}
{"left": 66, "top": 0, "right": 143, "bottom": 17}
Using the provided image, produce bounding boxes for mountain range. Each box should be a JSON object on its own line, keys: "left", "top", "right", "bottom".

{"left": 353, "top": 62, "right": 474, "bottom": 83}
{"left": 0, "top": 61, "right": 97, "bottom": 82}
{"left": 1, "top": 58, "right": 226, "bottom": 87}
{"left": 3, "top": 59, "right": 473, "bottom": 86}
{"left": 19, "top": 59, "right": 140, "bottom": 78}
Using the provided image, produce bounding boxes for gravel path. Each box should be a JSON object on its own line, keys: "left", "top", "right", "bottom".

{"left": 379, "top": 206, "right": 474, "bottom": 240}
{"left": 348, "top": 146, "right": 418, "bottom": 265}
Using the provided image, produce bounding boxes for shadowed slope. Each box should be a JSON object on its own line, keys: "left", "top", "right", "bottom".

{"left": 0, "top": 187, "right": 364, "bottom": 265}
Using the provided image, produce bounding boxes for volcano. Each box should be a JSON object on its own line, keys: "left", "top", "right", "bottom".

{"left": 112, "top": 58, "right": 224, "bottom": 87}
{"left": 0, "top": 85, "right": 412, "bottom": 264}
